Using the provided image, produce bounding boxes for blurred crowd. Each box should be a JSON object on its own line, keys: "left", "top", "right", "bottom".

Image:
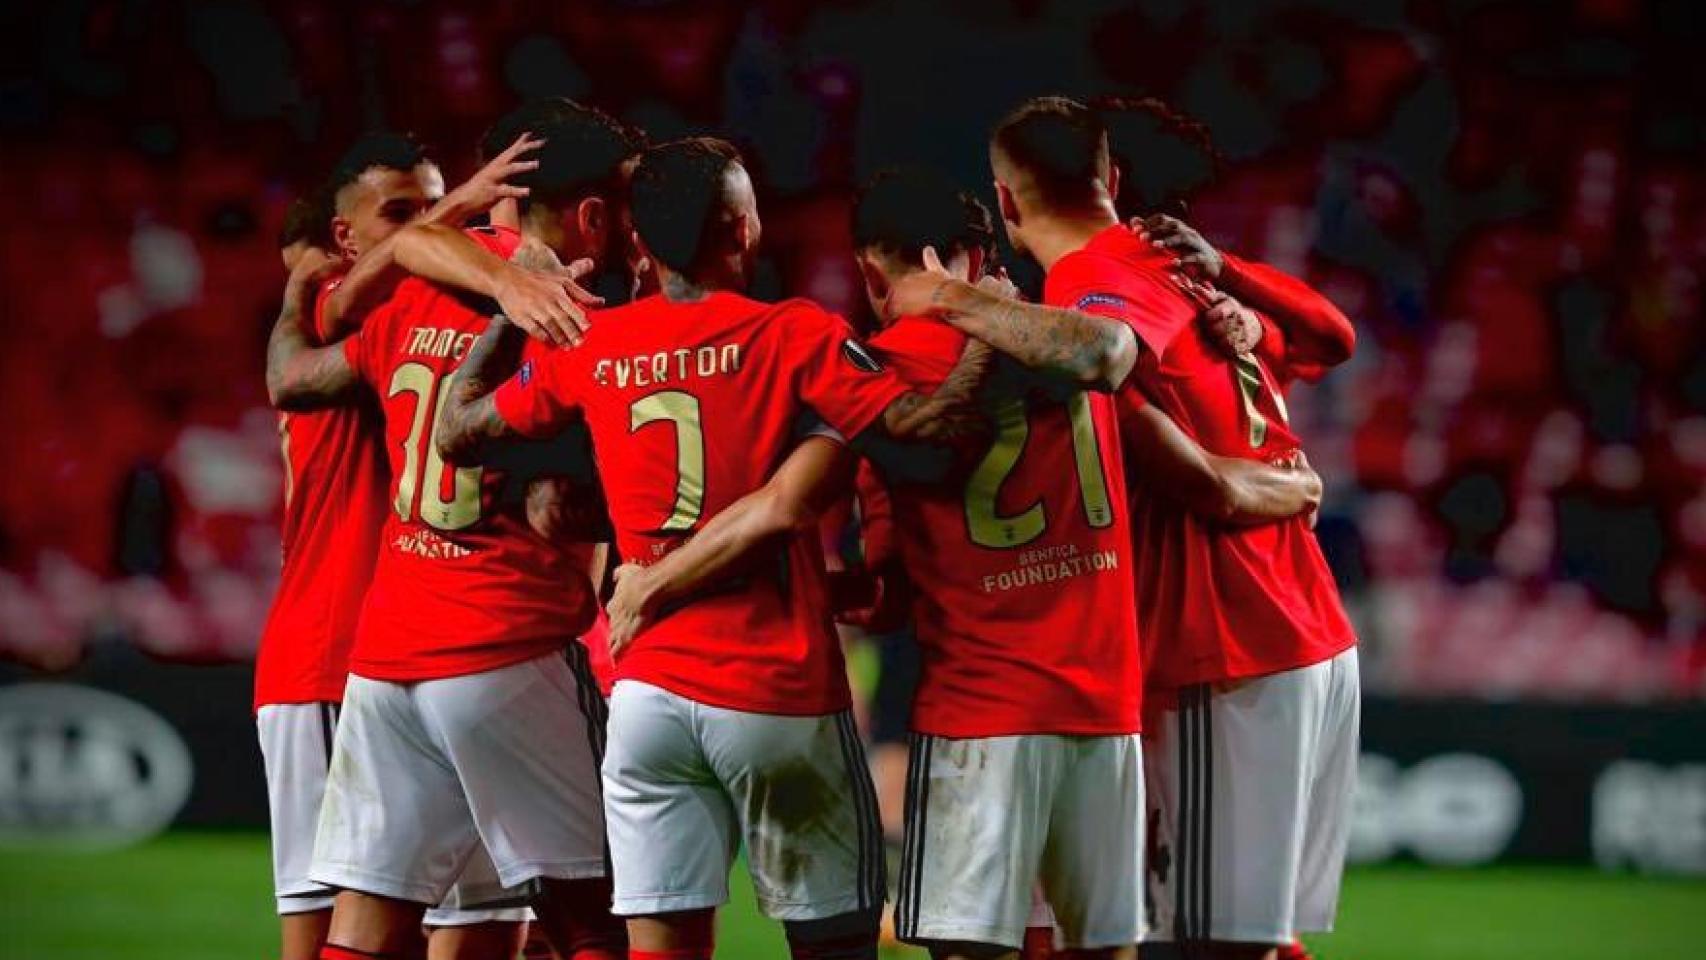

{"left": 1, "top": 0, "right": 1702, "bottom": 698}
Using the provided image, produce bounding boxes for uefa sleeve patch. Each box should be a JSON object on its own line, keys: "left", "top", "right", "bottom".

{"left": 1074, "top": 293, "right": 1130, "bottom": 311}
{"left": 518, "top": 359, "right": 534, "bottom": 386}
{"left": 841, "top": 338, "right": 885, "bottom": 374}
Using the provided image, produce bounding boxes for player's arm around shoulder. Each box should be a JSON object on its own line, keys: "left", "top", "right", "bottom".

{"left": 885, "top": 247, "right": 1139, "bottom": 393}
{"left": 606, "top": 434, "right": 856, "bottom": 653}
{"left": 1121, "top": 395, "right": 1321, "bottom": 525}
{"left": 266, "top": 248, "right": 362, "bottom": 411}
{"left": 435, "top": 314, "right": 535, "bottom": 466}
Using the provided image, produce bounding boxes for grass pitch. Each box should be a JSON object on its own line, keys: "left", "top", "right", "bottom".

{"left": 1, "top": 832, "right": 1700, "bottom": 959}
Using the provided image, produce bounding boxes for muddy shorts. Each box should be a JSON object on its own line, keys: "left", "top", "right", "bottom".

{"left": 894, "top": 732, "right": 1145, "bottom": 951}
{"left": 601, "top": 680, "right": 884, "bottom": 920}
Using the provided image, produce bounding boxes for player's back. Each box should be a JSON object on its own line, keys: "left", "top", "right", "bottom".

{"left": 341, "top": 226, "right": 597, "bottom": 682}
{"left": 868, "top": 315, "right": 1141, "bottom": 738}
{"left": 504, "top": 290, "right": 904, "bottom": 715}
{"left": 1049, "top": 226, "right": 1354, "bottom": 690}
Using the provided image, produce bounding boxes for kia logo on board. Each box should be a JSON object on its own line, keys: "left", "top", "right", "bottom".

{"left": 0, "top": 684, "right": 193, "bottom": 848}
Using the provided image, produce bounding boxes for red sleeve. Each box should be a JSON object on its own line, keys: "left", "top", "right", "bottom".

{"left": 1050, "top": 265, "right": 1197, "bottom": 374}
{"left": 492, "top": 341, "right": 584, "bottom": 439}
{"left": 340, "top": 328, "right": 371, "bottom": 387}
{"left": 1221, "top": 253, "right": 1355, "bottom": 383}
{"left": 785, "top": 303, "right": 911, "bottom": 440}
{"left": 312, "top": 277, "right": 342, "bottom": 343}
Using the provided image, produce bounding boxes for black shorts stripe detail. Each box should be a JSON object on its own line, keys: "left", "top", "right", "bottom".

{"left": 896, "top": 732, "right": 932, "bottom": 938}
{"left": 563, "top": 642, "right": 613, "bottom": 874}
{"left": 318, "top": 701, "right": 336, "bottom": 766}
{"left": 833, "top": 712, "right": 883, "bottom": 911}
{"left": 1200, "top": 687, "right": 1215, "bottom": 943}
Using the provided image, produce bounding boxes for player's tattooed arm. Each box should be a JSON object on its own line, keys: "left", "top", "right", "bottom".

{"left": 321, "top": 135, "right": 545, "bottom": 340}
{"left": 265, "top": 250, "right": 361, "bottom": 411}
{"left": 1124, "top": 402, "right": 1321, "bottom": 525}
{"left": 605, "top": 436, "right": 855, "bottom": 653}
{"left": 884, "top": 248, "right": 1138, "bottom": 392}
{"left": 877, "top": 336, "right": 994, "bottom": 440}
{"left": 435, "top": 315, "right": 530, "bottom": 465}
{"left": 392, "top": 223, "right": 601, "bottom": 347}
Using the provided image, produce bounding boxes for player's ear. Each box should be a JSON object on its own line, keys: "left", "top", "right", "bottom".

{"left": 994, "top": 180, "right": 1020, "bottom": 227}
{"left": 330, "top": 216, "right": 358, "bottom": 259}
{"left": 733, "top": 212, "right": 757, "bottom": 254}
{"left": 1105, "top": 163, "right": 1121, "bottom": 206}
{"left": 855, "top": 252, "right": 890, "bottom": 302}
{"left": 575, "top": 196, "right": 607, "bottom": 253}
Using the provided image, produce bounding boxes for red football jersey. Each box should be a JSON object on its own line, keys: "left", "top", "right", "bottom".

{"left": 254, "top": 280, "right": 388, "bottom": 708}
{"left": 340, "top": 226, "right": 598, "bottom": 681}
{"left": 1051, "top": 227, "right": 1356, "bottom": 691}
{"left": 493, "top": 290, "right": 909, "bottom": 715}
{"left": 868, "top": 316, "right": 1142, "bottom": 737}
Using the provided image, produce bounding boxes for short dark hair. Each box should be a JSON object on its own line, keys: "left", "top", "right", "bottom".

{"left": 630, "top": 137, "right": 744, "bottom": 274}
{"left": 326, "top": 131, "right": 433, "bottom": 207}
{"left": 1092, "top": 95, "right": 1223, "bottom": 221}
{"left": 990, "top": 95, "right": 1109, "bottom": 208}
{"left": 853, "top": 166, "right": 994, "bottom": 266}
{"left": 483, "top": 98, "right": 645, "bottom": 212}
{"left": 279, "top": 192, "right": 330, "bottom": 250}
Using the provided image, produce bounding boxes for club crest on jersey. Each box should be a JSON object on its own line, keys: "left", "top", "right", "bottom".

{"left": 1074, "top": 293, "right": 1128, "bottom": 311}
{"left": 841, "top": 338, "right": 884, "bottom": 374}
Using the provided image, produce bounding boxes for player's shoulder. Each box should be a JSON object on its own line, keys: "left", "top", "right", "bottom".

{"left": 464, "top": 223, "right": 522, "bottom": 257}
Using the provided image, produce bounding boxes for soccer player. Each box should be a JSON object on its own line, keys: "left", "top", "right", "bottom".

{"left": 433, "top": 138, "right": 979, "bottom": 960}
{"left": 255, "top": 131, "right": 551, "bottom": 960}
{"left": 894, "top": 95, "right": 1349, "bottom": 960}
{"left": 264, "top": 102, "right": 642, "bottom": 960}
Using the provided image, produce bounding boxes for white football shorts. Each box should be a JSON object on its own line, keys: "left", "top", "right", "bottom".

{"left": 894, "top": 732, "right": 1146, "bottom": 951}
{"left": 1144, "top": 646, "right": 1360, "bottom": 944}
{"left": 601, "top": 680, "right": 884, "bottom": 921}
{"left": 309, "top": 650, "right": 608, "bottom": 907}
{"left": 257, "top": 700, "right": 529, "bottom": 923}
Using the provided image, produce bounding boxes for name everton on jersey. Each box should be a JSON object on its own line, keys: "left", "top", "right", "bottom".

{"left": 590, "top": 343, "right": 744, "bottom": 390}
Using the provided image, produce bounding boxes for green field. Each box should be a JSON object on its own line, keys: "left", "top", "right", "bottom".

{"left": 1, "top": 833, "right": 1700, "bottom": 959}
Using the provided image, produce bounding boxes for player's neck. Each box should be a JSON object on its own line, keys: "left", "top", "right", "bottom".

{"left": 658, "top": 259, "right": 744, "bottom": 303}
{"left": 1025, "top": 206, "right": 1120, "bottom": 272}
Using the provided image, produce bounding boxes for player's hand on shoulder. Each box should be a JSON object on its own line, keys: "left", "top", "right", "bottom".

{"left": 287, "top": 245, "right": 348, "bottom": 289}
{"left": 973, "top": 265, "right": 1020, "bottom": 302}
{"left": 605, "top": 562, "right": 657, "bottom": 658}
{"left": 435, "top": 133, "right": 541, "bottom": 223}
{"left": 497, "top": 247, "right": 604, "bottom": 348}
{"left": 1135, "top": 213, "right": 1224, "bottom": 280}
{"left": 880, "top": 245, "right": 958, "bottom": 323}
{"left": 1181, "top": 276, "right": 1263, "bottom": 358}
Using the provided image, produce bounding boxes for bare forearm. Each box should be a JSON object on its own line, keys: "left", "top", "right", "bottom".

{"left": 1211, "top": 455, "right": 1322, "bottom": 523}
{"left": 266, "top": 278, "right": 356, "bottom": 410}
{"left": 1126, "top": 402, "right": 1316, "bottom": 525}
{"left": 436, "top": 317, "right": 528, "bottom": 464}
{"left": 878, "top": 338, "right": 992, "bottom": 441}
{"left": 393, "top": 222, "right": 513, "bottom": 302}
{"left": 629, "top": 437, "right": 850, "bottom": 614}
{"left": 934, "top": 280, "right": 1136, "bottom": 391}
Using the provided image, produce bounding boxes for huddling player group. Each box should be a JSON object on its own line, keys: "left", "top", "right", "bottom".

{"left": 255, "top": 93, "right": 1360, "bottom": 960}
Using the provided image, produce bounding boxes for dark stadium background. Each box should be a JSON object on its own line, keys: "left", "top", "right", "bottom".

{"left": 1, "top": 1, "right": 1702, "bottom": 958}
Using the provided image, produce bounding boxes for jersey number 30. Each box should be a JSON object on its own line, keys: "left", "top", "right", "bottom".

{"left": 388, "top": 362, "right": 482, "bottom": 531}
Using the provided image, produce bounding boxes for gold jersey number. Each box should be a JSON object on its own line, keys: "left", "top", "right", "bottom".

{"left": 387, "top": 362, "right": 483, "bottom": 531}
{"left": 964, "top": 392, "right": 1114, "bottom": 548}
